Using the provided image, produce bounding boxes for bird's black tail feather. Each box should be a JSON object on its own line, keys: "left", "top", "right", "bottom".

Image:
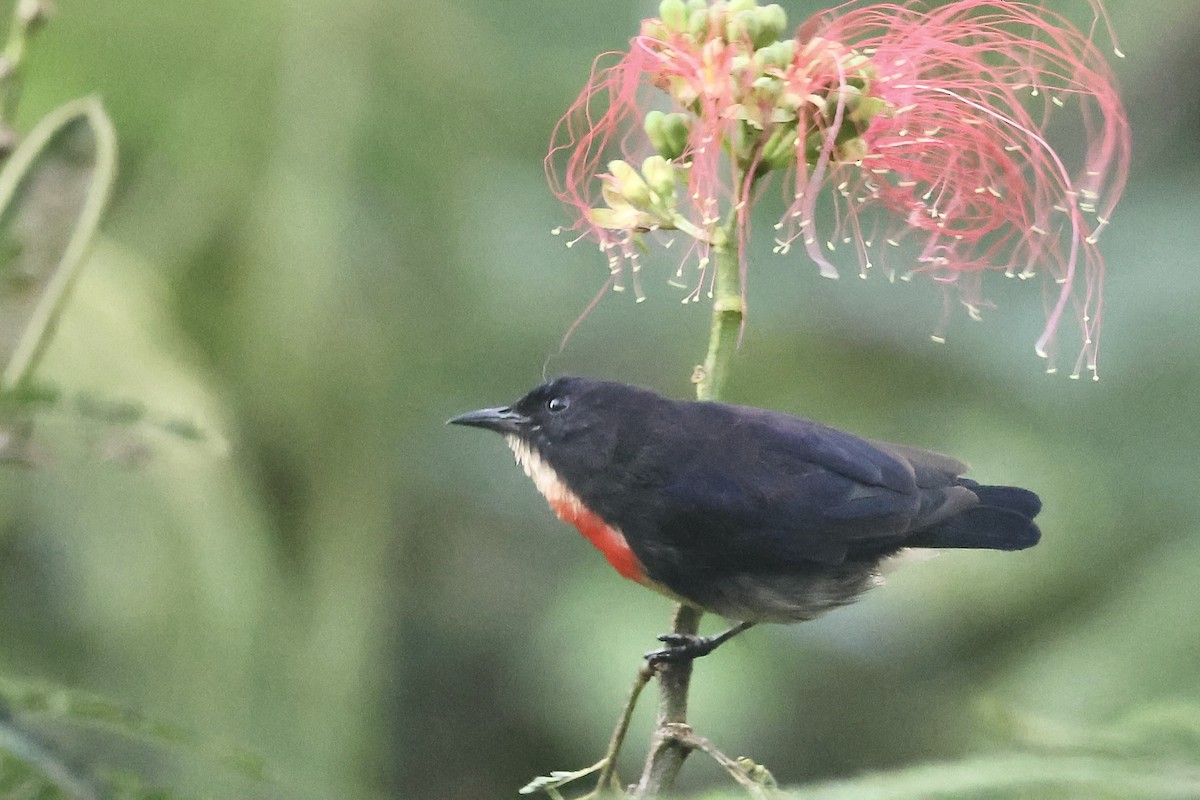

{"left": 969, "top": 484, "right": 1042, "bottom": 519}
{"left": 907, "top": 484, "right": 1042, "bottom": 551}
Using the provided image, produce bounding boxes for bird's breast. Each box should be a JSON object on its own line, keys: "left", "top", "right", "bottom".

{"left": 506, "top": 436, "right": 646, "bottom": 583}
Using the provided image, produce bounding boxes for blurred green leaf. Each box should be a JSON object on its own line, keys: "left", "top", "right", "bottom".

{"left": 772, "top": 753, "right": 1200, "bottom": 800}
{"left": 693, "top": 705, "right": 1200, "bottom": 800}
{"left": 0, "top": 95, "right": 116, "bottom": 391}
{"left": 982, "top": 702, "right": 1200, "bottom": 761}
{"left": 0, "top": 715, "right": 97, "bottom": 800}
{"left": 0, "top": 678, "right": 267, "bottom": 782}
{"left": 0, "top": 735, "right": 213, "bottom": 800}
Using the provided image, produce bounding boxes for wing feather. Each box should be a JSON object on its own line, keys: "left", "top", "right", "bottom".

{"left": 648, "top": 403, "right": 972, "bottom": 568}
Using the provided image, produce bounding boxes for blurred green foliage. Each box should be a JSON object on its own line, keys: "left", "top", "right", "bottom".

{"left": 0, "top": 0, "right": 1197, "bottom": 798}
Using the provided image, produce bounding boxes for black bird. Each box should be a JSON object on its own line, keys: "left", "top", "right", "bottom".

{"left": 450, "top": 377, "right": 1041, "bottom": 662}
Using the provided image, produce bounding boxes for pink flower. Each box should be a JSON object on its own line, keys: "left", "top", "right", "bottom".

{"left": 546, "top": 0, "right": 1130, "bottom": 378}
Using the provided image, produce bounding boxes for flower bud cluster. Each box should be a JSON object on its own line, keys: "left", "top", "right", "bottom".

{"left": 579, "top": 0, "right": 891, "bottom": 234}
{"left": 637, "top": 0, "right": 888, "bottom": 176}
{"left": 547, "top": 0, "right": 1130, "bottom": 375}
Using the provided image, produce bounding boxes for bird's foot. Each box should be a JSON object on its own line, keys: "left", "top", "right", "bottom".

{"left": 644, "top": 632, "right": 718, "bottom": 664}
{"left": 643, "top": 621, "right": 755, "bottom": 665}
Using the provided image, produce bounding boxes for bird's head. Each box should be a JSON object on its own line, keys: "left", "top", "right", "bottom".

{"left": 449, "top": 377, "right": 665, "bottom": 485}
{"left": 448, "top": 376, "right": 613, "bottom": 444}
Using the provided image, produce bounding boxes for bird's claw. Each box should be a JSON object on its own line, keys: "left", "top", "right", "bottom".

{"left": 644, "top": 632, "right": 716, "bottom": 664}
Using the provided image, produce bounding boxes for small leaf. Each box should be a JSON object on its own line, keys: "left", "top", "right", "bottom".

{"left": 0, "top": 95, "right": 117, "bottom": 392}
{"left": 519, "top": 760, "right": 607, "bottom": 795}
{"left": 736, "top": 756, "right": 778, "bottom": 788}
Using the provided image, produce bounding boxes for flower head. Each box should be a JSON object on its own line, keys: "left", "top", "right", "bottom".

{"left": 546, "top": 0, "right": 1130, "bottom": 378}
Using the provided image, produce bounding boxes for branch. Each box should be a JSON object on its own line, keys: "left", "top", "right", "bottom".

{"left": 633, "top": 215, "right": 744, "bottom": 799}
{"left": 630, "top": 604, "right": 703, "bottom": 798}
{"left": 673, "top": 728, "right": 776, "bottom": 800}
{"left": 586, "top": 663, "right": 655, "bottom": 798}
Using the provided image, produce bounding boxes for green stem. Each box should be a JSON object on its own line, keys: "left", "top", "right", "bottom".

{"left": 0, "top": 97, "right": 119, "bottom": 393}
{"left": 674, "top": 730, "right": 774, "bottom": 800}
{"left": 696, "top": 221, "right": 745, "bottom": 402}
{"left": 0, "top": 1, "right": 49, "bottom": 129}
{"left": 583, "top": 664, "right": 655, "bottom": 798}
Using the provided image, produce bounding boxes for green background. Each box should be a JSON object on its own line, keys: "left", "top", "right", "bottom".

{"left": 1, "top": 0, "right": 1197, "bottom": 797}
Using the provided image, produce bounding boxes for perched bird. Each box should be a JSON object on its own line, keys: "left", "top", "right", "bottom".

{"left": 450, "top": 377, "right": 1040, "bottom": 662}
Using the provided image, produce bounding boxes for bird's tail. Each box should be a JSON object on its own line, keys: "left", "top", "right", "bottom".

{"left": 906, "top": 484, "right": 1041, "bottom": 551}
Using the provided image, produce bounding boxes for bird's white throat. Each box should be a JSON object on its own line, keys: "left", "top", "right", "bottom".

{"left": 506, "top": 435, "right": 583, "bottom": 513}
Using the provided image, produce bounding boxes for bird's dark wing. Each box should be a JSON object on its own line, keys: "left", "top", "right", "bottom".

{"left": 650, "top": 404, "right": 976, "bottom": 568}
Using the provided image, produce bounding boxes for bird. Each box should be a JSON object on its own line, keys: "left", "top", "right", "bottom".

{"left": 449, "top": 377, "right": 1041, "bottom": 663}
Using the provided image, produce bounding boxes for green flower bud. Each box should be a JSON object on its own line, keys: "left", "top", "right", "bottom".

{"left": 645, "top": 111, "right": 690, "bottom": 160}
{"left": 641, "top": 155, "right": 677, "bottom": 200}
{"left": 686, "top": 0, "right": 707, "bottom": 11}
{"left": 754, "top": 4, "right": 787, "bottom": 45}
{"left": 803, "top": 127, "right": 868, "bottom": 165}
{"left": 825, "top": 84, "right": 862, "bottom": 120}
{"left": 687, "top": 7, "right": 709, "bottom": 38}
{"left": 665, "top": 74, "right": 699, "bottom": 107}
{"left": 728, "top": 0, "right": 756, "bottom": 13}
{"left": 849, "top": 95, "right": 889, "bottom": 127}
{"left": 836, "top": 136, "right": 867, "bottom": 163}
{"left": 726, "top": 10, "right": 763, "bottom": 47}
{"left": 756, "top": 39, "right": 795, "bottom": 70}
{"left": 659, "top": 0, "right": 687, "bottom": 31}
{"left": 752, "top": 75, "right": 783, "bottom": 99}
{"left": 601, "top": 176, "right": 625, "bottom": 211}
{"left": 608, "top": 159, "right": 652, "bottom": 207}
{"left": 588, "top": 207, "right": 630, "bottom": 230}
{"left": 844, "top": 53, "right": 872, "bottom": 74}
{"left": 664, "top": 113, "right": 691, "bottom": 157}
{"left": 644, "top": 110, "right": 667, "bottom": 150}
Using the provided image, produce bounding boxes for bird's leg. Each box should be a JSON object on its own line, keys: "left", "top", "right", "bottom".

{"left": 644, "top": 621, "right": 755, "bottom": 664}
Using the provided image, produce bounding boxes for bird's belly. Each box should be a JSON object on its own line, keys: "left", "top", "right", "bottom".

{"left": 703, "top": 563, "right": 883, "bottom": 623}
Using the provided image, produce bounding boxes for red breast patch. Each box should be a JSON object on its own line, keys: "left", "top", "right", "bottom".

{"left": 550, "top": 498, "right": 646, "bottom": 583}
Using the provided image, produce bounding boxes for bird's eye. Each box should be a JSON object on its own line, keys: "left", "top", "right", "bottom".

{"left": 547, "top": 396, "right": 569, "bottom": 413}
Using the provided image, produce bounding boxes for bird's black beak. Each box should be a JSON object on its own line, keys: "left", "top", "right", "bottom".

{"left": 447, "top": 406, "right": 530, "bottom": 434}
